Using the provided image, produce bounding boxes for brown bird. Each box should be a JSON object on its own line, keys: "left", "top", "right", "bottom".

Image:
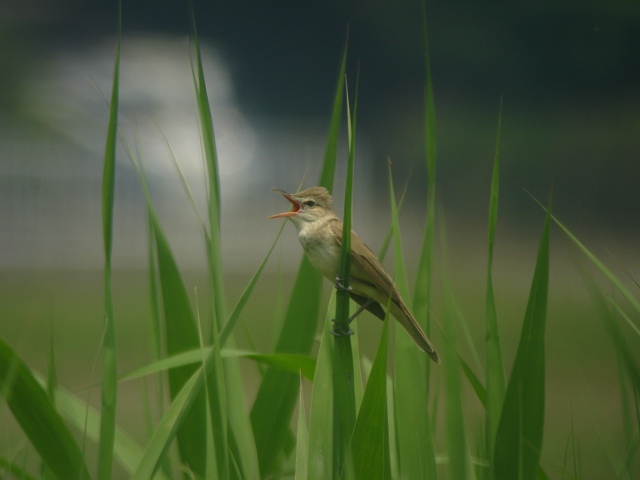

{"left": 269, "top": 186, "right": 440, "bottom": 363}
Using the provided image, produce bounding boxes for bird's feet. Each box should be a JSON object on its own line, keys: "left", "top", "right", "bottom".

{"left": 334, "top": 276, "right": 353, "bottom": 292}
{"left": 331, "top": 318, "right": 354, "bottom": 337}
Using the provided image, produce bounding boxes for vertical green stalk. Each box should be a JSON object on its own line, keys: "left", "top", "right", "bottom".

{"left": 485, "top": 102, "right": 506, "bottom": 466}
{"left": 332, "top": 71, "right": 358, "bottom": 478}
{"left": 98, "top": 5, "right": 120, "bottom": 479}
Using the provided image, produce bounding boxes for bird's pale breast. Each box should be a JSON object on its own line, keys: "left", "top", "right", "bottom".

{"left": 298, "top": 220, "right": 341, "bottom": 280}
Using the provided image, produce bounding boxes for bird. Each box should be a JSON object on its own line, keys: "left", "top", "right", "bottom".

{"left": 269, "top": 186, "right": 440, "bottom": 363}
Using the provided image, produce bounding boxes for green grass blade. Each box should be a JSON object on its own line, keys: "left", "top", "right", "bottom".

{"left": 124, "top": 131, "right": 209, "bottom": 476}
{"left": 485, "top": 102, "right": 506, "bottom": 463}
{"left": 191, "top": 12, "right": 227, "bottom": 328}
{"left": 493, "top": 205, "right": 550, "bottom": 480}
{"left": 98, "top": 7, "right": 120, "bottom": 479}
{"left": 0, "top": 458, "right": 38, "bottom": 480}
{"left": 121, "top": 349, "right": 316, "bottom": 383}
{"left": 413, "top": 0, "right": 437, "bottom": 346}
{"left": 442, "top": 286, "right": 476, "bottom": 480}
{"left": 132, "top": 367, "right": 206, "bottom": 480}
{"left": 250, "top": 44, "right": 346, "bottom": 476}
{"left": 53, "top": 382, "right": 168, "bottom": 479}
{"left": 295, "top": 375, "right": 309, "bottom": 480}
{"left": 150, "top": 213, "right": 207, "bottom": 478}
{"left": 349, "top": 313, "right": 390, "bottom": 480}
{"left": 549, "top": 211, "right": 640, "bottom": 335}
{"left": 389, "top": 168, "right": 437, "bottom": 479}
{"left": 307, "top": 299, "right": 336, "bottom": 479}
{"left": 250, "top": 258, "right": 324, "bottom": 475}
{"left": 191, "top": 28, "right": 230, "bottom": 477}
{"left": 332, "top": 70, "right": 358, "bottom": 479}
{"left": 221, "top": 223, "right": 286, "bottom": 345}
{"left": 318, "top": 36, "right": 348, "bottom": 191}
{"left": 0, "top": 338, "right": 90, "bottom": 480}
{"left": 460, "top": 355, "right": 487, "bottom": 408}
{"left": 42, "top": 324, "right": 58, "bottom": 479}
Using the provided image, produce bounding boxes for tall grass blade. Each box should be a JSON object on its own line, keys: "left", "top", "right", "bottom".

{"left": 250, "top": 43, "right": 346, "bottom": 476}
{"left": 0, "top": 338, "right": 90, "bottom": 480}
{"left": 150, "top": 215, "right": 207, "bottom": 478}
{"left": 349, "top": 314, "right": 390, "bottom": 480}
{"left": 295, "top": 375, "right": 309, "bottom": 480}
{"left": 413, "top": 0, "right": 437, "bottom": 351}
{"left": 191, "top": 22, "right": 229, "bottom": 476}
{"left": 191, "top": 11, "right": 261, "bottom": 477}
{"left": 485, "top": 102, "right": 506, "bottom": 464}
{"left": 332, "top": 70, "right": 358, "bottom": 479}
{"left": 98, "top": 6, "right": 120, "bottom": 478}
{"left": 493, "top": 205, "right": 551, "bottom": 480}
{"left": 389, "top": 168, "right": 437, "bottom": 478}
{"left": 307, "top": 300, "right": 336, "bottom": 480}
{"left": 319, "top": 39, "right": 347, "bottom": 191}
{"left": 125, "top": 133, "right": 208, "bottom": 476}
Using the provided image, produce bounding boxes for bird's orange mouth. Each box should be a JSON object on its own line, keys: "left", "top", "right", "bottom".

{"left": 268, "top": 189, "right": 301, "bottom": 219}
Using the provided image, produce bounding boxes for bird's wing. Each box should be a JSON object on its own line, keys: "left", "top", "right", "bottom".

{"left": 329, "top": 220, "right": 401, "bottom": 304}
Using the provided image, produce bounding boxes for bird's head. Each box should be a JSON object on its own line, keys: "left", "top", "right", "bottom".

{"left": 269, "top": 186, "right": 334, "bottom": 227}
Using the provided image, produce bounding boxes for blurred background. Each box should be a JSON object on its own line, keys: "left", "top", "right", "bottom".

{"left": 1, "top": 0, "right": 639, "bottom": 477}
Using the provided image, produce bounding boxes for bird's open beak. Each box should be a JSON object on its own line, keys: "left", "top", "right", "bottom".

{"left": 268, "top": 189, "right": 301, "bottom": 219}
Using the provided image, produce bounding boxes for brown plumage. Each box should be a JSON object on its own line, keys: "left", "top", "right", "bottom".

{"left": 270, "top": 186, "right": 440, "bottom": 363}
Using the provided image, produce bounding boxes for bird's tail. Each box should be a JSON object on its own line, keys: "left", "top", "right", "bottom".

{"left": 391, "top": 302, "right": 440, "bottom": 363}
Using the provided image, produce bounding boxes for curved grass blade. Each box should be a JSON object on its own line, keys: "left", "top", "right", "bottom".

{"left": 190, "top": 16, "right": 231, "bottom": 476}
{"left": 492, "top": 205, "right": 550, "bottom": 480}
{"left": 485, "top": 102, "right": 506, "bottom": 463}
{"left": 549, "top": 210, "right": 640, "bottom": 336}
{"left": 250, "top": 42, "right": 347, "bottom": 477}
{"left": 132, "top": 367, "right": 206, "bottom": 480}
{"left": 0, "top": 338, "right": 90, "bottom": 480}
{"left": 97, "top": 5, "right": 121, "bottom": 479}
{"left": 121, "top": 349, "right": 316, "bottom": 382}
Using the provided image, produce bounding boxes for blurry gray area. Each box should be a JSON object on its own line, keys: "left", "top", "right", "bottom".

{"left": 1, "top": 0, "right": 639, "bottom": 270}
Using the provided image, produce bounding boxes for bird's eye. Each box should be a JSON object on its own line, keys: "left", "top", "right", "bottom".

{"left": 304, "top": 200, "right": 316, "bottom": 208}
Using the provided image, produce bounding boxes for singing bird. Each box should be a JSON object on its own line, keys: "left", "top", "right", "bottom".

{"left": 269, "top": 186, "right": 440, "bottom": 363}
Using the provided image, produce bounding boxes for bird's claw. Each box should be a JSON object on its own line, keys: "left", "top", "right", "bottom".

{"left": 334, "top": 276, "right": 353, "bottom": 292}
{"left": 331, "top": 318, "right": 354, "bottom": 337}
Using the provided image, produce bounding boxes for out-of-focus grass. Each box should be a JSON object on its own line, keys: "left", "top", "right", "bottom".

{"left": 0, "top": 247, "right": 634, "bottom": 478}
